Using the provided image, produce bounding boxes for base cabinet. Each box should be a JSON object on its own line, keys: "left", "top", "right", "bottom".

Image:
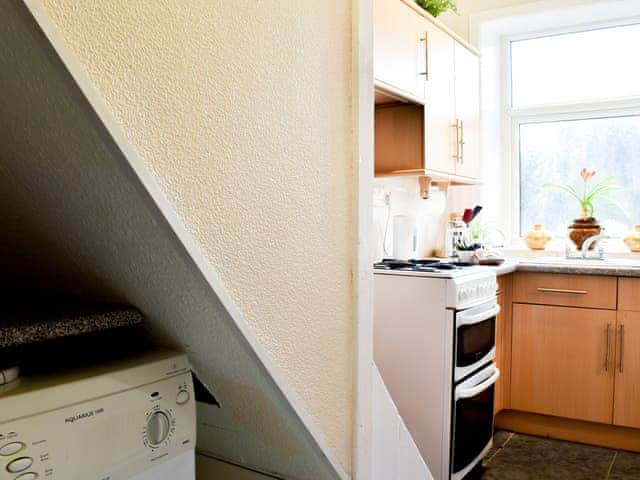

{"left": 494, "top": 275, "right": 512, "bottom": 415}
{"left": 511, "top": 304, "right": 616, "bottom": 424}
{"left": 503, "top": 274, "right": 640, "bottom": 447}
{"left": 614, "top": 311, "right": 640, "bottom": 429}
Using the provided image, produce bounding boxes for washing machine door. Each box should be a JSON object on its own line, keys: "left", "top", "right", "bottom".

{"left": 129, "top": 450, "right": 195, "bottom": 480}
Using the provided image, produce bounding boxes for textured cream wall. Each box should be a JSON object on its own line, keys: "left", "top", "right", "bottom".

{"left": 439, "top": 0, "right": 537, "bottom": 42}
{"left": 40, "top": 0, "right": 355, "bottom": 472}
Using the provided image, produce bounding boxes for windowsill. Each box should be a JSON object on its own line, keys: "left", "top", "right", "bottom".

{"left": 501, "top": 238, "right": 640, "bottom": 259}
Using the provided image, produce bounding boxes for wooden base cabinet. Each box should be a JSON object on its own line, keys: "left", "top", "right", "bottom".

{"left": 614, "top": 311, "right": 640, "bottom": 429}
{"left": 511, "top": 304, "right": 616, "bottom": 424}
{"left": 494, "top": 275, "right": 512, "bottom": 415}
{"left": 505, "top": 274, "right": 640, "bottom": 447}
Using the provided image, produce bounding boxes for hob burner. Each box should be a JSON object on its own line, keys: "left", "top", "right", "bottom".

{"left": 373, "top": 258, "right": 474, "bottom": 271}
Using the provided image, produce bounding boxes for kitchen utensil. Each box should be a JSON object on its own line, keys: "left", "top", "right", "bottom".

{"left": 445, "top": 213, "right": 468, "bottom": 258}
{"left": 470, "top": 205, "right": 483, "bottom": 222}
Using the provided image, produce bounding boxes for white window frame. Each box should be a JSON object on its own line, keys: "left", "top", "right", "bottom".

{"left": 502, "top": 18, "right": 640, "bottom": 241}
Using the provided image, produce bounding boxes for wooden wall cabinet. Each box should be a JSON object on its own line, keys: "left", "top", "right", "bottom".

{"left": 374, "top": 104, "right": 424, "bottom": 176}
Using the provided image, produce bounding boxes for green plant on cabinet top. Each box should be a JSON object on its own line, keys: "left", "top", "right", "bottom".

{"left": 414, "top": 0, "right": 458, "bottom": 17}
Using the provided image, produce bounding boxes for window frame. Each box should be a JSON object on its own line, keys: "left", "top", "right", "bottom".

{"left": 503, "top": 19, "right": 640, "bottom": 242}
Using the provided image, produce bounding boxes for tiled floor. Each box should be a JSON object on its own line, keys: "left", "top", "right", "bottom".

{"left": 474, "top": 431, "right": 640, "bottom": 480}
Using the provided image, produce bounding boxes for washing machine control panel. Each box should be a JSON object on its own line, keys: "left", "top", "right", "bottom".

{"left": 145, "top": 411, "right": 171, "bottom": 446}
{"left": 0, "top": 371, "right": 195, "bottom": 480}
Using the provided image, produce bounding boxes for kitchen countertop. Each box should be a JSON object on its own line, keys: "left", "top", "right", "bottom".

{"left": 489, "top": 258, "right": 640, "bottom": 277}
{"left": 0, "top": 303, "right": 144, "bottom": 349}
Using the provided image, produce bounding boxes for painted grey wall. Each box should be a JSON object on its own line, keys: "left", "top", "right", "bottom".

{"left": 0, "top": 2, "right": 343, "bottom": 479}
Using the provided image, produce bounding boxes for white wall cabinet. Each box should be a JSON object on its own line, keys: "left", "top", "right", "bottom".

{"left": 453, "top": 43, "right": 481, "bottom": 179}
{"left": 374, "top": 0, "right": 427, "bottom": 103}
{"left": 423, "top": 22, "right": 456, "bottom": 176}
{"left": 373, "top": 0, "right": 481, "bottom": 183}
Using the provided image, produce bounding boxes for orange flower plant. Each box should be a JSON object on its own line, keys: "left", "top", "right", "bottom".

{"left": 545, "top": 168, "right": 625, "bottom": 220}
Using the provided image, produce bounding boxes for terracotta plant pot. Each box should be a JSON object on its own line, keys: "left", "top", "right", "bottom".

{"left": 568, "top": 218, "right": 601, "bottom": 250}
{"left": 624, "top": 225, "right": 640, "bottom": 252}
{"left": 524, "top": 224, "right": 552, "bottom": 250}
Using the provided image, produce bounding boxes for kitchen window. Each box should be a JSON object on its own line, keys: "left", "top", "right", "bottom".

{"left": 508, "top": 22, "right": 640, "bottom": 238}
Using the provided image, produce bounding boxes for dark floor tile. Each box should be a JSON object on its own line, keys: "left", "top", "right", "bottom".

{"left": 493, "top": 430, "right": 512, "bottom": 450}
{"left": 609, "top": 451, "right": 640, "bottom": 480}
{"left": 485, "top": 430, "right": 513, "bottom": 461}
{"left": 481, "top": 433, "right": 615, "bottom": 480}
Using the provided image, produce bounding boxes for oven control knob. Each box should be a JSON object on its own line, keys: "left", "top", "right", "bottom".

{"left": 146, "top": 411, "right": 171, "bottom": 446}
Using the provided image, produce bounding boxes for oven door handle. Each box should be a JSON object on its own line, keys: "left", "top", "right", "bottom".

{"left": 457, "top": 304, "right": 500, "bottom": 327}
{"left": 456, "top": 366, "right": 500, "bottom": 400}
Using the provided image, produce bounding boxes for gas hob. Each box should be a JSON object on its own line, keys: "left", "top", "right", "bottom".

{"left": 373, "top": 258, "right": 485, "bottom": 279}
{"left": 374, "top": 259, "right": 498, "bottom": 313}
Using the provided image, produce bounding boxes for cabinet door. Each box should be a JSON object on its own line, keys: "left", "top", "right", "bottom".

{"left": 494, "top": 292, "right": 505, "bottom": 414}
{"left": 453, "top": 43, "right": 480, "bottom": 179}
{"left": 424, "top": 23, "right": 456, "bottom": 175}
{"left": 374, "top": 0, "right": 427, "bottom": 102}
{"left": 614, "top": 311, "right": 640, "bottom": 428}
{"left": 511, "top": 304, "right": 615, "bottom": 424}
{"left": 494, "top": 275, "right": 512, "bottom": 415}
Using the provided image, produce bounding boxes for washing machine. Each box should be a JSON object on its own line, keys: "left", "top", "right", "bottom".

{"left": 0, "top": 349, "right": 196, "bottom": 480}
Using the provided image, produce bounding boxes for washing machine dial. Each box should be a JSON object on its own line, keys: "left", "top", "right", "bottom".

{"left": 146, "top": 411, "right": 171, "bottom": 447}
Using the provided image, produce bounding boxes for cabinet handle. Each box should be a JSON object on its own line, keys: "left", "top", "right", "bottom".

{"left": 606, "top": 323, "right": 612, "bottom": 372}
{"left": 536, "top": 288, "right": 588, "bottom": 295}
{"left": 419, "top": 32, "right": 429, "bottom": 79}
{"left": 620, "top": 324, "right": 625, "bottom": 373}
{"left": 459, "top": 120, "right": 465, "bottom": 165}
{"left": 452, "top": 119, "right": 461, "bottom": 162}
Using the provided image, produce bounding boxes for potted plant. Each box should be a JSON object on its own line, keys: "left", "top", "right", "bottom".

{"left": 545, "top": 168, "right": 625, "bottom": 250}
{"left": 415, "top": 0, "right": 458, "bottom": 17}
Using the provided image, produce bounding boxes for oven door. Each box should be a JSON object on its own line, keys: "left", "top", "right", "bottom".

{"left": 451, "top": 363, "right": 500, "bottom": 480}
{"left": 454, "top": 300, "right": 499, "bottom": 382}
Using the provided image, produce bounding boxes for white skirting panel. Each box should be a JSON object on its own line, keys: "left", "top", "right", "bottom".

{"left": 372, "top": 366, "right": 434, "bottom": 480}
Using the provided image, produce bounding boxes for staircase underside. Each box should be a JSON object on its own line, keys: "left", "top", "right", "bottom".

{"left": 0, "top": 1, "right": 346, "bottom": 479}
